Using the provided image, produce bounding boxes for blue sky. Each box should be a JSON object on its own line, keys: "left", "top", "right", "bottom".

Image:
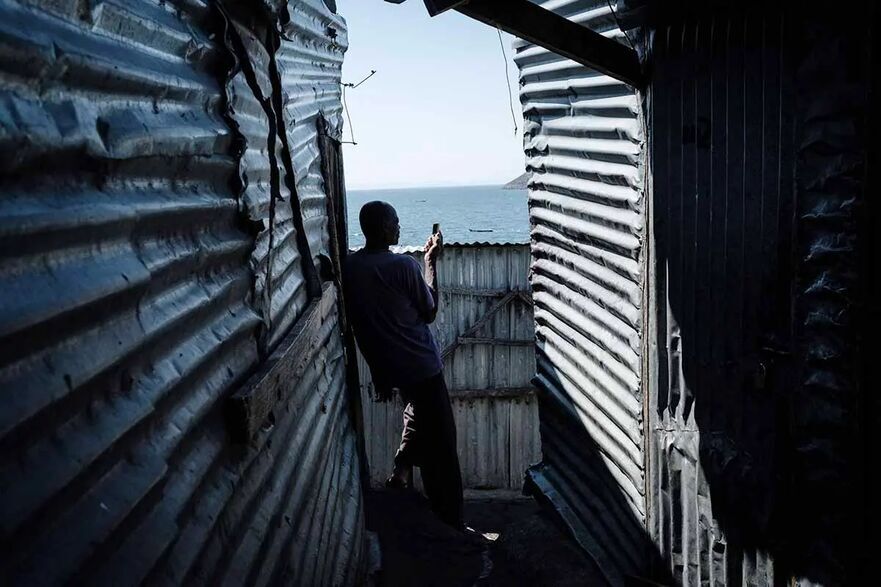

{"left": 336, "top": 0, "right": 525, "bottom": 190}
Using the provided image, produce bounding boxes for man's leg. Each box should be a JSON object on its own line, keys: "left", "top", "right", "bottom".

{"left": 413, "top": 373, "right": 464, "bottom": 530}
{"left": 389, "top": 393, "right": 418, "bottom": 487}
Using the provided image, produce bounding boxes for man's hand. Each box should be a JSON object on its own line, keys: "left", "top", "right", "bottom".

{"left": 422, "top": 229, "right": 441, "bottom": 324}
{"left": 424, "top": 231, "right": 442, "bottom": 264}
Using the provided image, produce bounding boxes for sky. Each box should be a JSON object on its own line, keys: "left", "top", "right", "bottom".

{"left": 336, "top": 0, "right": 525, "bottom": 190}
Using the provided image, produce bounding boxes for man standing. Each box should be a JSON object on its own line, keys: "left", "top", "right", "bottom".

{"left": 342, "top": 201, "right": 463, "bottom": 531}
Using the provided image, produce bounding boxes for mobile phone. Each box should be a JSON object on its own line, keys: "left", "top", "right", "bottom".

{"left": 432, "top": 223, "right": 440, "bottom": 235}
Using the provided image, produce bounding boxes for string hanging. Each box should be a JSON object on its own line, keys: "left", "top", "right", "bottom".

{"left": 340, "top": 69, "right": 377, "bottom": 145}
{"left": 496, "top": 29, "right": 518, "bottom": 136}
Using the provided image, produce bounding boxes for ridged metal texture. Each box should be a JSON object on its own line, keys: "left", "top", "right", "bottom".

{"left": 0, "top": 0, "right": 363, "bottom": 584}
{"left": 278, "top": 1, "right": 346, "bottom": 264}
{"left": 648, "top": 8, "right": 870, "bottom": 586}
{"left": 225, "top": 0, "right": 347, "bottom": 350}
{"left": 789, "top": 10, "right": 869, "bottom": 585}
{"left": 357, "top": 244, "right": 540, "bottom": 490}
{"left": 648, "top": 13, "right": 794, "bottom": 585}
{"left": 513, "top": 1, "right": 649, "bottom": 582}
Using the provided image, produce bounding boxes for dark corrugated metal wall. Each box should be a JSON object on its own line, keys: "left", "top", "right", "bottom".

{"left": 514, "top": 1, "right": 651, "bottom": 583}
{"left": 649, "top": 13, "right": 795, "bottom": 584}
{"left": 0, "top": 0, "right": 364, "bottom": 584}
{"left": 790, "top": 9, "right": 871, "bottom": 583}
{"left": 648, "top": 7, "right": 871, "bottom": 585}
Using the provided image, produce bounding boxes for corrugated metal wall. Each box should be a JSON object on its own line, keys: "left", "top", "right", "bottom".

{"left": 510, "top": 2, "right": 872, "bottom": 584}
{"left": 358, "top": 244, "right": 540, "bottom": 490}
{"left": 513, "top": 2, "right": 650, "bottom": 582}
{"left": 279, "top": 1, "right": 346, "bottom": 266}
{"left": 648, "top": 13, "right": 795, "bottom": 584}
{"left": 647, "top": 7, "right": 872, "bottom": 585}
{"left": 0, "top": 0, "right": 364, "bottom": 584}
{"left": 787, "top": 8, "right": 868, "bottom": 584}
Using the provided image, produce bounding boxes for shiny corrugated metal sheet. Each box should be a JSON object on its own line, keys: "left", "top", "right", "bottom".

{"left": 223, "top": 0, "right": 344, "bottom": 350}
{"left": 176, "top": 298, "right": 364, "bottom": 587}
{"left": 225, "top": 11, "right": 309, "bottom": 351}
{"left": 357, "top": 245, "right": 540, "bottom": 490}
{"left": 0, "top": 0, "right": 363, "bottom": 584}
{"left": 279, "top": 1, "right": 347, "bottom": 264}
{"left": 513, "top": 0, "right": 649, "bottom": 582}
{"left": 223, "top": 0, "right": 346, "bottom": 350}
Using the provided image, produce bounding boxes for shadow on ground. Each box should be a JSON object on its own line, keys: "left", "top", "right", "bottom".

{"left": 366, "top": 489, "right": 607, "bottom": 586}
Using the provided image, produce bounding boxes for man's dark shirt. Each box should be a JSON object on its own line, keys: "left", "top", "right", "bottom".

{"left": 343, "top": 249, "right": 442, "bottom": 389}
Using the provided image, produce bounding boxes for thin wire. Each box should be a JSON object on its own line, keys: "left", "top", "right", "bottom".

{"left": 345, "top": 69, "right": 376, "bottom": 89}
{"left": 604, "top": 0, "right": 646, "bottom": 148}
{"left": 606, "top": 0, "right": 635, "bottom": 50}
{"left": 340, "top": 70, "right": 377, "bottom": 145}
{"left": 341, "top": 84, "right": 356, "bottom": 144}
{"left": 496, "top": 28, "right": 518, "bottom": 136}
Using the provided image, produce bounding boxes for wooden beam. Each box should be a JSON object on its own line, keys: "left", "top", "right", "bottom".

{"left": 449, "top": 386, "right": 537, "bottom": 400}
{"left": 227, "top": 282, "right": 336, "bottom": 442}
{"left": 440, "top": 291, "right": 517, "bottom": 359}
{"left": 422, "top": 0, "right": 468, "bottom": 15}
{"left": 458, "top": 336, "right": 534, "bottom": 346}
{"left": 443, "top": 286, "right": 522, "bottom": 297}
{"left": 452, "top": 0, "right": 643, "bottom": 88}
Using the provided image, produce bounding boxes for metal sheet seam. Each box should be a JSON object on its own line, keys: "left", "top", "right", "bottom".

{"left": 216, "top": 1, "right": 320, "bottom": 351}
{"left": 216, "top": 2, "right": 284, "bottom": 350}
{"left": 266, "top": 21, "right": 322, "bottom": 302}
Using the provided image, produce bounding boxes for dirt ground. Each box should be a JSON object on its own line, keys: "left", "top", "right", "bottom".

{"left": 365, "top": 488, "right": 608, "bottom": 586}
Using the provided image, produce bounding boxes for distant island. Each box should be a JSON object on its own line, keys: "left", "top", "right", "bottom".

{"left": 502, "top": 172, "right": 531, "bottom": 190}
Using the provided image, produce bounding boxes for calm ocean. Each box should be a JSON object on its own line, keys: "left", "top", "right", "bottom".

{"left": 346, "top": 185, "right": 529, "bottom": 249}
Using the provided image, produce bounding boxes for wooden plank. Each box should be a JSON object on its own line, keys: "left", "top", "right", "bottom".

{"left": 454, "top": 0, "right": 644, "bottom": 88}
{"left": 227, "top": 282, "right": 336, "bottom": 442}
{"left": 441, "top": 291, "right": 516, "bottom": 360}
{"left": 442, "top": 286, "right": 511, "bottom": 297}
{"left": 458, "top": 336, "right": 533, "bottom": 346}
{"left": 421, "top": 0, "right": 467, "bottom": 16}
{"left": 449, "top": 387, "right": 536, "bottom": 400}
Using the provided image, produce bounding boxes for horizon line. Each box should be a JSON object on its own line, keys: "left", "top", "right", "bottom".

{"left": 347, "top": 179, "right": 520, "bottom": 192}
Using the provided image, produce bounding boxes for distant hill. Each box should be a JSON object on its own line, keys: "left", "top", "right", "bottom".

{"left": 502, "top": 172, "right": 531, "bottom": 190}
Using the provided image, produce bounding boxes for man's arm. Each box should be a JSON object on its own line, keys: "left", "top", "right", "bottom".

{"left": 420, "top": 233, "right": 442, "bottom": 324}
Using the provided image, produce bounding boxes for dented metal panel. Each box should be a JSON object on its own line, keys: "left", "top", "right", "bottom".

{"left": 0, "top": 0, "right": 363, "bottom": 584}
{"left": 278, "top": 0, "right": 347, "bottom": 263}
{"left": 514, "top": 0, "right": 650, "bottom": 582}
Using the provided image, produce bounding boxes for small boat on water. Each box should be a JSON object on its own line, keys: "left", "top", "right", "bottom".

{"left": 469, "top": 229, "right": 494, "bottom": 233}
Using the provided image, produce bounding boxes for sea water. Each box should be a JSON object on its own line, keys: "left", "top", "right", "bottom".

{"left": 346, "top": 184, "right": 529, "bottom": 249}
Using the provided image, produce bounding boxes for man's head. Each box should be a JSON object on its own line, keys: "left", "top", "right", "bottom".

{"left": 360, "top": 201, "right": 400, "bottom": 248}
